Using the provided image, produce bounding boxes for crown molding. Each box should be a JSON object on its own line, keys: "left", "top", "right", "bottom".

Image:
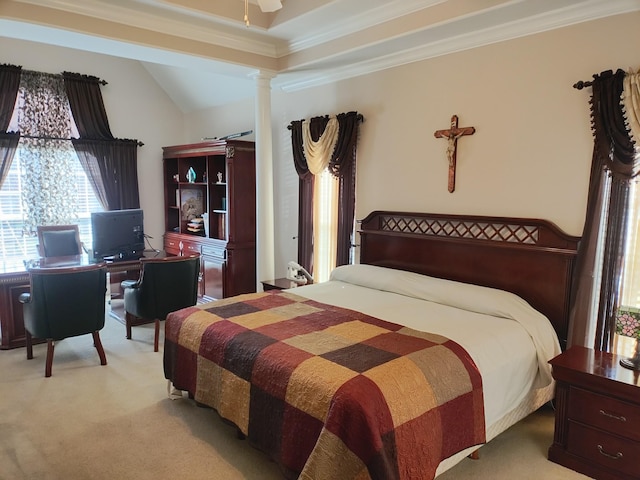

{"left": 275, "top": 0, "right": 640, "bottom": 92}
{"left": 14, "top": 0, "right": 280, "bottom": 57}
{"left": 281, "top": 0, "right": 445, "bottom": 56}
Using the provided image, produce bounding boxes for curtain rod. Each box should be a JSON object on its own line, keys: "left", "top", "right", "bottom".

{"left": 21, "top": 69, "right": 108, "bottom": 86}
{"left": 287, "top": 113, "right": 364, "bottom": 130}
{"left": 18, "top": 133, "right": 143, "bottom": 146}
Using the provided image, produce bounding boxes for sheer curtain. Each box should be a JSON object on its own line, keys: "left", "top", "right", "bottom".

{"left": 312, "top": 170, "right": 339, "bottom": 282}
{"left": 569, "top": 69, "right": 640, "bottom": 351}
{"left": 13, "top": 71, "right": 80, "bottom": 233}
{"left": 620, "top": 68, "right": 640, "bottom": 307}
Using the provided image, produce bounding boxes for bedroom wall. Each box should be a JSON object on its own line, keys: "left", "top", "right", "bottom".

{"left": 0, "top": 38, "right": 185, "bottom": 249}
{"left": 186, "top": 12, "right": 640, "bottom": 278}
{"left": 3, "top": 12, "right": 638, "bottom": 280}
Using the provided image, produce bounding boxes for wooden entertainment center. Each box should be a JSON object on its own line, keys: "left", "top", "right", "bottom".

{"left": 162, "top": 139, "right": 256, "bottom": 301}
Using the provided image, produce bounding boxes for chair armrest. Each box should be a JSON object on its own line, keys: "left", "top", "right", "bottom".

{"left": 121, "top": 279, "right": 139, "bottom": 290}
{"left": 18, "top": 292, "right": 31, "bottom": 304}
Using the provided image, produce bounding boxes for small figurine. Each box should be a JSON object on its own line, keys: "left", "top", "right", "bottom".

{"left": 187, "top": 167, "right": 196, "bottom": 183}
{"left": 217, "top": 172, "right": 223, "bottom": 183}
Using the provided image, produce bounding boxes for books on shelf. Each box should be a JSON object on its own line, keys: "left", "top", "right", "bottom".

{"left": 186, "top": 216, "right": 204, "bottom": 234}
{"left": 218, "top": 213, "right": 226, "bottom": 239}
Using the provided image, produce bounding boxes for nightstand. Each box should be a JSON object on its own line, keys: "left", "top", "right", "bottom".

{"left": 261, "top": 278, "right": 309, "bottom": 291}
{"left": 548, "top": 346, "right": 640, "bottom": 480}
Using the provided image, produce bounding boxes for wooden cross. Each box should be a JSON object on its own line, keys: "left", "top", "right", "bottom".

{"left": 434, "top": 115, "right": 475, "bottom": 193}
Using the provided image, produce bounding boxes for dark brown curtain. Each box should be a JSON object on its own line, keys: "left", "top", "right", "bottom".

{"left": 73, "top": 138, "right": 141, "bottom": 210}
{"left": 568, "top": 69, "right": 638, "bottom": 351}
{"left": 331, "top": 111, "right": 361, "bottom": 265}
{"left": 105, "top": 139, "right": 140, "bottom": 210}
{"left": 0, "top": 64, "right": 21, "bottom": 188}
{"left": 63, "top": 71, "right": 140, "bottom": 210}
{"left": 290, "top": 111, "right": 361, "bottom": 273}
{"left": 290, "top": 117, "right": 318, "bottom": 273}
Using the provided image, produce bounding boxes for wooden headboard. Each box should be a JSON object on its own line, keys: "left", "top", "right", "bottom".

{"left": 358, "top": 211, "right": 580, "bottom": 349}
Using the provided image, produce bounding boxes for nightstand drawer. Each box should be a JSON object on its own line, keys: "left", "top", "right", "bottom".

{"left": 569, "top": 387, "right": 640, "bottom": 441}
{"left": 567, "top": 421, "right": 640, "bottom": 478}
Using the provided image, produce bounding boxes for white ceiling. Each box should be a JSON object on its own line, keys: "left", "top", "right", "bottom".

{"left": 1, "top": 0, "right": 639, "bottom": 112}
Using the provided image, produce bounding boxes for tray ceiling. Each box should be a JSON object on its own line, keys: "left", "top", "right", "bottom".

{"left": 1, "top": 0, "right": 638, "bottom": 111}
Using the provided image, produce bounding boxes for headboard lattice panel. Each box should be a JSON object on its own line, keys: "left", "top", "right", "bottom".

{"left": 359, "top": 211, "right": 580, "bottom": 349}
{"left": 380, "top": 215, "right": 539, "bottom": 244}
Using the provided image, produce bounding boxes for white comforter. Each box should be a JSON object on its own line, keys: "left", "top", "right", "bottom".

{"left": 292, "top": 264, "right": 561, "bottom": 429}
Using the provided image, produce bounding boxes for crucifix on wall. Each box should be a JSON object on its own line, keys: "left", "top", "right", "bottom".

{"left": 434, "top": 115, "right": 475, "bottom": 193}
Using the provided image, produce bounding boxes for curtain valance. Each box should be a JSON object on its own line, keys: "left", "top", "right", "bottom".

{"left": 622, "top": 68, "right": 640, "bottom": 153}
{"left": 289, "top": 111, "right": 363, "bottom": 179}
{"left": 590, "top": 69, "right": 638, "bottom": 178}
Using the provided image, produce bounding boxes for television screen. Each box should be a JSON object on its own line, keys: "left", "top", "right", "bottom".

{"left": 91, "top": 209, "right": 145, "bottom": 261}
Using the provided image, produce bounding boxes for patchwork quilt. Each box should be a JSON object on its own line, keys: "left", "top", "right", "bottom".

{"left": 164, "top": 290, "right": 485, "bottom": 480}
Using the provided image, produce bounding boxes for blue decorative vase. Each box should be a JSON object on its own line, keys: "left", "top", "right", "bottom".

{"left": 187, "top": 167, "right": 196, "bottom": 183}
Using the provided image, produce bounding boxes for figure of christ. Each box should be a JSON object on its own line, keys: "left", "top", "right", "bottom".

{"left": 434, "top": 115, "right": 475, "bottom": 193}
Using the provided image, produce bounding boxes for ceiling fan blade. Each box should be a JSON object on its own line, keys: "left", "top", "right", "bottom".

{"left": 256, "top": 0, "right": 282, "bottom": 12}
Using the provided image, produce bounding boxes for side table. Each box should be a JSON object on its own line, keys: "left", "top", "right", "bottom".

{"left": 548, "top": 346, "right": 640, "bottom": 480}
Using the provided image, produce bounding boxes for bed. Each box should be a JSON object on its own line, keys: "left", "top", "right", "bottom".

{"left": 163, "top": 211, "right": 580, "bottom": 479}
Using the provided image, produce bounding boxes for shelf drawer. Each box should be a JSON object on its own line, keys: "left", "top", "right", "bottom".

{"left": 182, "top": 241, "right": 201, "bottom": 254}
{"left": 164, "top": 239, "right": 180, "bottom": 255}
{"left": 568, "top": 387, "right": 640, "bottom": 441}
{"left": 567, "top": 421, "right": 640, "bottom": 478}
{"left": 164, "top": 237, "right": 201, "bottom": 256}
{"left": 201, "top": 244, "right": 226, "bottom": 259}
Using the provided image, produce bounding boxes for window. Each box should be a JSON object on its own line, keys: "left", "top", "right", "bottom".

{"left": 0, "top": 70, "right": 105, "bottom": 263}
{"left": 312, "top": 169, "right": 339, "bottom": 283}
{"left": 0, "top": 144, "right": 103, "bottom": 263}
{"left": 621, "top": 181, "right": 640, "bottom": 307}
{"left": 617, "top": 179, "right": 640, "bottom": 357}
{"left": 291, "top": 112, "right": 360, "bottom": 283}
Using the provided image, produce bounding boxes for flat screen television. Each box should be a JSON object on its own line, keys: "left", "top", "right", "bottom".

{"left": 91, "top": 208, "right": 145, "bottom": 261}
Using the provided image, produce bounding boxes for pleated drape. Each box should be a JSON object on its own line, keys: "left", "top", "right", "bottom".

{"left": 0, "top": 64, "right": 21, "bottom": 189}
{"left": 64, "top": 71, "right": 140, "bottom": 210}
{"left": 569, "top": 69, "right": 640, "bottom": 351}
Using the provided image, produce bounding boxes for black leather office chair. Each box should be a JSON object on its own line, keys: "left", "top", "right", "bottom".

{"left": 122, "top": 254, "right": 200, "bottom": 351}
{"left": 36, "top": 224, "right": 83, "bottom": 257}
{"left": 19, "top": 262, "right": 108, "bottom": 377}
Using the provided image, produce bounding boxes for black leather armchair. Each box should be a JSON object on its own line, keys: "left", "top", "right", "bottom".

{"left": 36, "top": 224, "right": 83, "bottom": 257}
{"left": 19, "top": 262, "right": 108, "bottom": 377}
{"left": 122, "top": 254, "right": 200, "bottom": 351}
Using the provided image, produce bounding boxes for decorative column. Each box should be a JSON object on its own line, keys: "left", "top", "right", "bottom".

{"left": 253, "top": 71, "right": 276, "bottom": 290}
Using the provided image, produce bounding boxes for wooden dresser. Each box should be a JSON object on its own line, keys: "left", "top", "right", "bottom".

{"left": 548, "top": 346, "right": 640, "bottom": 480}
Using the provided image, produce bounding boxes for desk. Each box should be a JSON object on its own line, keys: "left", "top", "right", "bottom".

{"left": 0, "top": 251, "right": 164, "bottom": 350}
